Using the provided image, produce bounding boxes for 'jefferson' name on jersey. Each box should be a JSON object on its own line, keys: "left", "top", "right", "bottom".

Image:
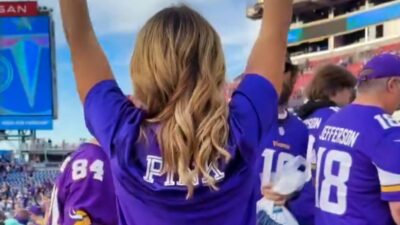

{"left": 319, "top": 126, "right": 360, "bottom": 148}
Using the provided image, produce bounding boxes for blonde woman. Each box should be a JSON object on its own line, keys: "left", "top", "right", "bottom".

{"left": 59, "top": 0, "right": 293, "bottom": 224}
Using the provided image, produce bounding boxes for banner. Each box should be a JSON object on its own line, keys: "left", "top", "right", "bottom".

{"left": 0, "top": 1, "right": 38, "bottom": 17}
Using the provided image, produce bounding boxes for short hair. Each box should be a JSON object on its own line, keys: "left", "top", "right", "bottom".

{"left": 307, "top": 64, "right": 356, "bottom": 101}
{"left": 357, "top": 77, "right": 388, "bottom": 93}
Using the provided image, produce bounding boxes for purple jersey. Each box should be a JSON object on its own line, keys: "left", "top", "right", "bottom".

{"left": 304, "top": 106, "right": 340, "bottom": 145}
{"left": 84, "top": 75, "right": 277, "bottom": 225}
{"left": 259, "top": 111, "right": 309, "bottom": 183}
{"left": 292, "top": 106, "right": 339, "bottom": 225}
{"left": 315, "top": 104, "right": 400, "bottom": 225}
{"left": 258, "top": 111, "right": 310, "bottom": 223}
{"left": 48, "top": 143, "right": 117, "bottom": 225}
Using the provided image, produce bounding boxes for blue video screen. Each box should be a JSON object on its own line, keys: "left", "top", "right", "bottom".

{"left": 347, "top": 2, "right": 400, "bottom": 30}
{"left": 0, "top": 16, "right": 54, "bottom": 130}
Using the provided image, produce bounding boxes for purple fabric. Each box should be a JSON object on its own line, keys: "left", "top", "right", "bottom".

{"left": 359, "top": 53, "right": 400, "bottom": 81}
{"left": 48, "top": 143, "right": 118, "bottom": 225}
{"left": 257, "top": 111, "right": 311, "bottom": 224}
{"left": 315, "top": 104, "right": 400, "bottom": 225}
{"left": 289, "top": 106, "right": 339, "bottom": 225}
{"left": 14, "top": 216, "right": 28, "bottom": 225}
{"left": 84, "top": 74, "right": 278, "bottom": 225}
{"left": 29, "top": 206, "right": 43, "bottom": 216}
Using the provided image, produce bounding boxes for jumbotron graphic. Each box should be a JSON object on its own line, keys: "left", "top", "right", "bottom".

{"left": 0, "top": 55, "right": 13, "bottom": 92}
{"left": 0, "top": 16, "right": 55, "bottom": 130}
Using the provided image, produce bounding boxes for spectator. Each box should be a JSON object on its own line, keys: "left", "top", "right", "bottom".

{"left": 28, "top": 206, "right": 44, "bottom": 225}
{"left": 6, "top": 209, "right": 29, "bottom": 225}
{"left": 0, "top": 211, "right": 6, "bottom": 225}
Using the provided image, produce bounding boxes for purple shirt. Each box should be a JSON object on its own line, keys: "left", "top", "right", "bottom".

{"left": 84, "top": 75, "right": 278, "bottom": 225}
{"left": 258, "top": 111, "right": 310, "bottom": 223}
{"left": 259, "top": 110, "right": 309, "bottom": 181}
{"left": 292, "top": 106, "right": 339, "bottom": 225}
{"left": 315, "top": 104, "right": 400, "bottom": 225}
{"left": 48, "top": 143, "right": 117, "bottom": 225}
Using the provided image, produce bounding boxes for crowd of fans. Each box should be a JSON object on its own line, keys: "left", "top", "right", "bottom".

{"left": 286, "top": 43, "right": 400, "bottom": 106}
{"left": 0, "top": 158, "right": 56, "bottom": 225}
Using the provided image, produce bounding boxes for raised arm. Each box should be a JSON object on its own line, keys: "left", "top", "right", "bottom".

{"left": 59, "top": 0, "right": 114, "bottom": 102}
{"left": 245, "top": 0, "right": 293, "bottom": 95}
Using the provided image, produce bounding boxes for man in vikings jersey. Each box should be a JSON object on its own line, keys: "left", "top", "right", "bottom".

{"left": 314, "top": 54, "right": 400, "bottom": 225}
{"left": 47, "top": 142, "right": 117, "bottom": 225}
{"left": 257, "top": 56, "right": 310, "bottom": 224}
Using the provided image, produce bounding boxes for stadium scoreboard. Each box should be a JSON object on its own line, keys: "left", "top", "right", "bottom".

{"left": 0, "top": 1, "right": 56, "bottom": 130}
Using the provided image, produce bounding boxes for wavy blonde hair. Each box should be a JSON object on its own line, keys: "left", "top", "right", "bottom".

{"left": 131, "top": 5, "right": 230, "bottom": 198}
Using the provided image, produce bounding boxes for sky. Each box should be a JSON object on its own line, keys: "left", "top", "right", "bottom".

{"left": 29, "top": 0, "right": 261, "bottom": 144}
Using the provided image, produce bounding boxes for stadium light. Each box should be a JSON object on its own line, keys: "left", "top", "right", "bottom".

{"left": 246, "top": 1, "right": 263, "bottom": 20}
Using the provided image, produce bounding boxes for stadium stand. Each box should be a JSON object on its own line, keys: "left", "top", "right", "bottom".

{"left": 0, "top": 138, "right": 82, "bottom": 224}
{"left": 248, "top": 0, "right": 400, "bottom": 106}
{"left": 0, "top": 158, "right": 53, "bottom": 224}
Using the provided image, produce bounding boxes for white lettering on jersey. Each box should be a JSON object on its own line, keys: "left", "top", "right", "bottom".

{"left": 374, "top": 114, "right": 400, "bottom": 130}
{"left": 329, "top": 107, "right": 340, "bottom": 112}
{"left": 60, "top": 156, "right": 72, "bottom": 173}
{"left": 316, "top": 148, "right": 352, "bottom": 215}
{"left": 164, "top": 171, "right": 175, "bottom": 186}
{"left": 144, "top": 155, "right": 225, "bottom": 186}
{"left": 71, "top": 159, "right": 105, "bottom": 182}
{"left": 202, "top": 162, "right": 225, "bottom": 184}
{"left": 304, "top": 117, "right": 322, "bottom": 129}
{"left": 177, "top": 173, "right": 200, "bottom": 186}
{"left": 319, "top": 126, "right": 360, "bottom": 148}
{"left": 143, "top": 156, "right": 163, "bottom": 183}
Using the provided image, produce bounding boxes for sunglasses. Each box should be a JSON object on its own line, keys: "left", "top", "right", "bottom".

{"left": 285, "top": 62, "right": 296, "bottom": 73}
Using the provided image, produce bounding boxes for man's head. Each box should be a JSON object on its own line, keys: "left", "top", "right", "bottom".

{"left": 357, "top": 54, "right": 400, "bottom": 114}
{"left": 279, "top": 56, "right": 299, "bottom": 106}
{"left": 307, "top": 64, "right": 356, "bottom": 107}
{"left": 229, "top": 55, "right": 298, "bottom": 107}
{"left": 13, "top": 209, "right": 29, "bottom": 225}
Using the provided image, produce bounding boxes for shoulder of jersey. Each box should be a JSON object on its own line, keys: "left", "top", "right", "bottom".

{"left": 328, "top": 106, "right": 341, "bottom": 112}
{"left": 316, "top": 106, "right": 340, "bottom": 120}
{"left": 380, "top": 114, "right": 400, "bottom": 136}
{"left": 305, "top": 106, "right": 339, "bottom": 119}
{"left": 60, "top": 143, "right": 106, "bottom": 173}
{"left": 290, "top": 112, "right": 306, "bottom": 124}
{"left": 362, "top": 112, "right": 400, "bottom": 143}
{"left": 73, "top": 143, "right": 106, "bottom": 158}
{"left": 289, "top": 112, "right": 309, "bottom": 131}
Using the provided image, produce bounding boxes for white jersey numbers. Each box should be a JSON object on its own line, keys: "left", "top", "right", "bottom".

{"left": 316, "top": 148, "right": 352, "bottom": 215}
{"left": 72, "top": 159, "right": 105, "bottom": 182}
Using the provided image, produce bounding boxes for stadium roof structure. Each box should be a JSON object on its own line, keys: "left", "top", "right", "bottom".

{"left": 247, "top": 0, "right": 374, "bottom": 19}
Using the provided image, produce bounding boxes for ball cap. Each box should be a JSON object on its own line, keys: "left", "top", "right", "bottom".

{"left": 29, "top": 205, "right": 43, "bottom": 216}
{"left": 359, "top": 53, "right": 400, "bottom": 81}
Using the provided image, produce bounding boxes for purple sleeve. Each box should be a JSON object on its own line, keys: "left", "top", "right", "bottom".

{"left": 288, "top": 116, "right": 309, "bottom": 158}
{"left": 297, "top": 124, "right": 309, "bottom": 159}
{"left": 302, "top": 123, "right": 309, "bottom": 158}
{"left": 84, "top": 80, "right": 145, "bottom": 157}
{"left": 62, "top": 146, "right": 118, "bottom": 225}
{"left": 229, "top": 74, "right": 278, "bottom": 164}
{"left": 372, "top": 129, "right": 400, "bottom": 201}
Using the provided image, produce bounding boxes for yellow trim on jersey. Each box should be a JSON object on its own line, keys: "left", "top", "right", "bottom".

{"left": 381, "top": 184, "right": 400, "bottom": 193}
{"left": 71, "top": 210, "right": 92, "bottom": 225}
